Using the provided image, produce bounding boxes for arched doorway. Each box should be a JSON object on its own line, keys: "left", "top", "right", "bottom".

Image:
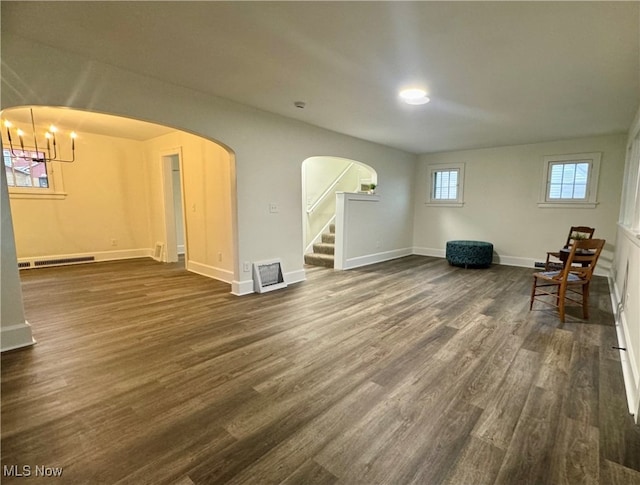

{"left": 301, "top": 156, "right": 377, "bottom": 268}
{"left": 1, "top": 106, "right": 237, "bottom": 286}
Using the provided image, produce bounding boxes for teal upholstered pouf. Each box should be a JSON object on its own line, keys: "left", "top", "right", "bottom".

{"left": 446, "top": 240, "right": 493, "bottom": 268}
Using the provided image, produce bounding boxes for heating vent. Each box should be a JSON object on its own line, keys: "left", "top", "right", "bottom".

{"left": 34, "top": 256, "right": 95, "bottom": 267}
{"left": 253, "top": 259, "right": 287, "bottom": 294}
{"left": 18, "top": 261, "right": 32, "bottom": 269}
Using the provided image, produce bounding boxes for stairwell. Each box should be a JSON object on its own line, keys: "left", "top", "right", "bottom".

{"left": 304, "top": 223, "right": 335, "bottom": 268}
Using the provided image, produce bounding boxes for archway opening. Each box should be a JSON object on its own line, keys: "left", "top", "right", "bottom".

{"left": 1, "top": 106, "right": 237, "bottom": 286}
{"left": 301, "top": 156, "right": 377, "bottom": 268}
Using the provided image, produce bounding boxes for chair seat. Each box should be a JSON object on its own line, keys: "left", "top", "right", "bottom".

{"left": 530, "top": 238, "right": 605, "bottom": 323}
{"left": 535, "top": 271, "right": 584, "bottom": 283}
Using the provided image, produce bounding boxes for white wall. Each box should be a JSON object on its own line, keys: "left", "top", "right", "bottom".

{"left": 612, "top": 104, "right": 640, "bottom": 420}
{"left": 1, "top": 159, "right": 35, "bottom": 351}
{"left": 303, "top": 157, "right": 371, "bottom": 251}
{"left": 143, "top": 131, "right": 235, "bottom": 283}
{"left": 8, "top": 127, "right": 152, "bottom": 262}
{"left": 1, "top": 33, "right": 417, "bottom": 297}
{"left": 413, "top": 134, "right": 627, "bottom": 273}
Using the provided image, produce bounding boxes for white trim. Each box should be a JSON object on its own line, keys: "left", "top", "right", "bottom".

{"left": 0, "top": 321, "right": 36, "bottom": 352}
{"left": 160, "top": 148, "right": 186, "bottom": 264}
{"left": 230, "top": 269, "right": 306, "bottom": 296}
{"left": 231, "top": 279, "right": 254, "bottom": 296}
{"left": 334, "top": 192, "right": 380, "bottom": 270}
{"left": 342, "top": 248, "right": 412, "bottom": 270}
{"left": 335, "top": 191, "right": 380, "bottom": 202}
{"left": 5, "top": 154, "right": 66, "bottom": 199}
{"left": 537, "top": 202, "right": 598, "bottom": 209}
{"left": 426, "top": 162, "right": 465, "bottom": 206}
{"left": 412, "top": 246, "right": 446, "bottom": 259}
{"left": 187, "top": 260, "right": 233, "bottom": 284}
{"left": 284, "top": 269, "right": 306, "bottom": 286}
{"left": 619, "top": 223, "right": 640, "bottom": 249}
{"left": 8, "top": 191, "right": 67, "bottom": 200}
{"left": 609, "top": 274, "right": 639, "bottom": 420}
{"left": 539, "top": 152, "right": 601, "bottom": 207}
{"left": 411, "top": 247, "right": 609, "bottom": 275}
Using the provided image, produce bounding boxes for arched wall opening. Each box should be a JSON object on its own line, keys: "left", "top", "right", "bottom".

{"left": 1, "top": 105, "right": 238, "bottom": 287}
{"left": 301, "top": 156, "right": 377, "bottom": 266}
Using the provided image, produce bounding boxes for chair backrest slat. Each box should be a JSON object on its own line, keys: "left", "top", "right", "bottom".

{"left": 564, "top": 226, "right": 595, "bottom": 248}
{"left": 561, "top": 238, "right": 605, "bottom": 281}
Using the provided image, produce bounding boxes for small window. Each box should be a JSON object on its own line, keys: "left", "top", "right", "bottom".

{"left": 3, "top": 149, "right": 65, "bottom": 199}
{"left": 539, "top": 153, "right": 600, "bottom": 208}
{"left": 4, "top": 149, "right": 50, "bottom": 188}
{"left": 426, "top": 163, "right": 465, "bottom": 207}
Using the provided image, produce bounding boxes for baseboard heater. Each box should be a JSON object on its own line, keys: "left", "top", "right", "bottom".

{"left": 253, "top": 259, "right": 287, "bottom": 293}
{"left": 20, "top": 256, "right": 96, "bottom": 269}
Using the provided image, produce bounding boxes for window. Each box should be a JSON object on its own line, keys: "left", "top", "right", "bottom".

{"left": 3, "top": 149, "right": 65, "bottom": 199}
{"left": 426, "top": 163, "right": 465, "bottom": 207}
{"left": 4, "top": 149, "right": 49, "bottom": 188}
{"left": 539, "top": 152, "right": 600, "bottom": 208}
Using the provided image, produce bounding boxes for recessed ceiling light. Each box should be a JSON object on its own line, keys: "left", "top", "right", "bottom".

{"left": 399, "top": 88, "right": 430, "bottom": 105}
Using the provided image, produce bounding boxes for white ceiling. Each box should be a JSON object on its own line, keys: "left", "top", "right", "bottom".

{"left": 2, "top": 107, "right": 174, "bottom": 142}
{"left": 2, "top": 1, "right": 639, "bottom": 154}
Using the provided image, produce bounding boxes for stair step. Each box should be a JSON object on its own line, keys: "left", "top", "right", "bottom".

{"left": 312, "top": 242, "right": 335, "bottom": 255}
{"left": 322, "top": 233, "right": 335, "bottom": 244}
{"left": 304, "top": 253, "right": 334, "bottom": 268}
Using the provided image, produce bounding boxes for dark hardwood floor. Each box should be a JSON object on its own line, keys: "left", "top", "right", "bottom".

{"left": 1, "top": 256, "right": 639, "bottom": 484}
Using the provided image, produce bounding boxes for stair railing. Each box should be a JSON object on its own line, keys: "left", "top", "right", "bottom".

{"left": 306, "top": 162, "right": 355, "bottom": 214}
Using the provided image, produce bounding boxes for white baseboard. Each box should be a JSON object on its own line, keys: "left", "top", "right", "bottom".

{"left": 413, "top": 247, "right": 445, "bottom": 259}
{"left": 1, "top": 321, "right": 36, "bottom": 352}
{"left": 232, "top": 279, "right": 254, "bottom": 296}
{"left": 342, "top": 248, "right": 413, "bottom": 270}
{"left": 285, "top": 269, "right": 306, "bottom": 286}
{"left": 187, "top": 260, "right": 233, "bottom": 284}
{"left": 413, "top": 246, "right": 533, "bottom": 268}
{"left": 609, "top": 275, "right": 639, "bottom": 421}
{"left": 232, "top": 269, "right": 307, "bottom": 296}
{"left": 411, "top": 247, "right": 609, "bottom": 275}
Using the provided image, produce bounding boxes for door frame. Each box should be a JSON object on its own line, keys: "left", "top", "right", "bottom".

{"left": 160, "top": 147, "right": 187, "bottom": 263}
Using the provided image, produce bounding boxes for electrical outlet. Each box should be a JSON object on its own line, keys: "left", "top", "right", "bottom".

{"left": 243, "top": 261, "right": 250, "bottom": 272}
{"left": 269, "top": 202, "right": 279, "bottom": 213}
{"left": 110, "top": 239, "right": 118, "bottom": 247}
{"left": 218, "top": 252, "right": 223, "bottom": 262}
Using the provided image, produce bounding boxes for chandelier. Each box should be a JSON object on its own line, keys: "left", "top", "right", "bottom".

{"left": 3, "top": 108, "right": 77, "bottom": 163}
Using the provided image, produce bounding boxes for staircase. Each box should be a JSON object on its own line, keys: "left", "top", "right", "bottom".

{"left": 304, "top": 223, "right": 335, "bottom": 268}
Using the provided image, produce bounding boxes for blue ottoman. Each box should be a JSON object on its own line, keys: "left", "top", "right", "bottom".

{"left": 446, "top": 240, "right": 493, "bottom": 268}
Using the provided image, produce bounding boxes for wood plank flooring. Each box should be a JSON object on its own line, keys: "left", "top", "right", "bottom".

{"left": 1, "top": 255, "right": 639, "bottom": 484}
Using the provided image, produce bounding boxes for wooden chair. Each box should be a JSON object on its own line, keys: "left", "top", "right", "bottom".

{"left": 545, "top": 226, "right": 595, "bottom": 270}
{"left": 530, "top": 238, "right": 605, "bottom": 323}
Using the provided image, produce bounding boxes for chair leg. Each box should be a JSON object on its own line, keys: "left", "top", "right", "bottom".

{"left": 582, "top": 282, "right": 590, "bottom": 319}
{"left": 529, "top": 277, "right": 536, "bottom": 310}
{"left": 558, "top": 282, "right": 567, "bottom": 323}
